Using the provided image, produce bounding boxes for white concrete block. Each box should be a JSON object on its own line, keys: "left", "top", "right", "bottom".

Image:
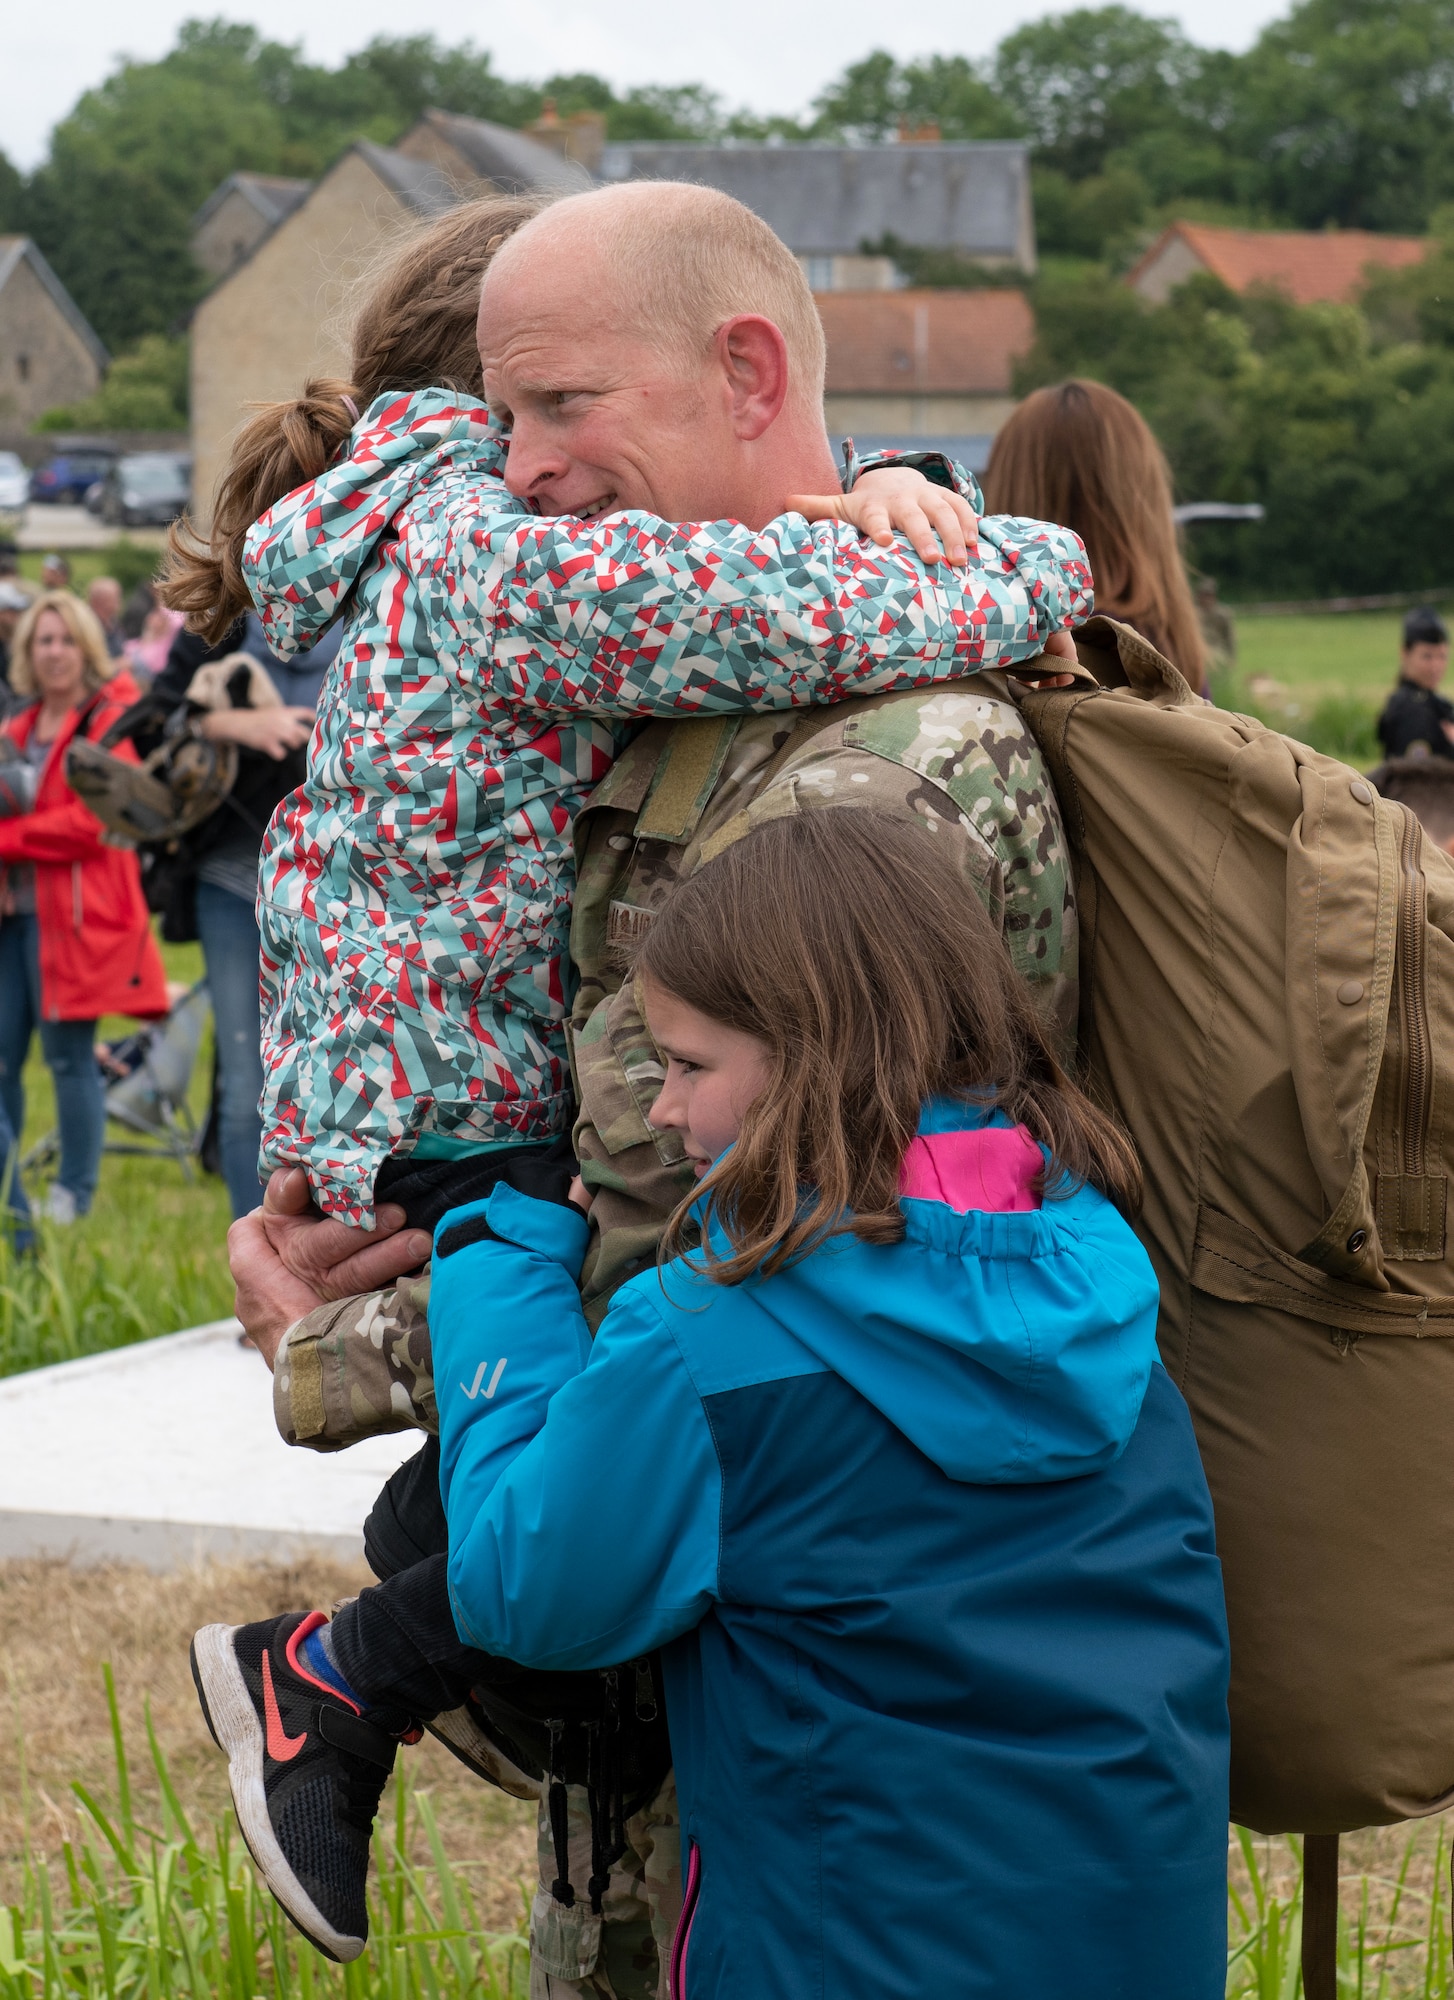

{"left": 0, "top": 1320, "right": 419, "bottom": 1569}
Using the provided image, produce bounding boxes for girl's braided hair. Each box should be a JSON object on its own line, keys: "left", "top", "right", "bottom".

{"left": 161, "top": 192, "right": 540, "bottom": 643}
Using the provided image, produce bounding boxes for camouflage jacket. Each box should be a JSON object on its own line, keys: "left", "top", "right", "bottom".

{"left": 246, "top": 388, "right": 1093, "bottom": 1227}
{"left": 273, "top": 678, "right": 1076, "bottom": 1444}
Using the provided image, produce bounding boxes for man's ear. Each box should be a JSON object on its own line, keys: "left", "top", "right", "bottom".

{"left": 714, "top": 315, "right": 790, "bottom": 441}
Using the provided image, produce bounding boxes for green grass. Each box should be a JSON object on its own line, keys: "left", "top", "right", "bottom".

{"left": 1220, "top": 606, "right": 1451, "bottom": 768}
{"left": 7, "top": 1688, "right": 1453, "bottom": 1997}
{"left": 2, "top": 1674, "right": 528, "bottom": 2000}
{"left": 0, "top": 936, "right": 234, "bottom": 1380}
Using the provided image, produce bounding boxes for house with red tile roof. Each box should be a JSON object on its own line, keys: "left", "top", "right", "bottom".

{"left": 1128, "top": 221, "right": 1427, "bottom": 307}
{"left": 816, "top": 288, "right": 1035, "bottom": 473}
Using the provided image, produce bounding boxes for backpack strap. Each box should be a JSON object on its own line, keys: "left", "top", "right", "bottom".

{"left": 1301, "top": 1832, "right": 1339, "bottom": 2000}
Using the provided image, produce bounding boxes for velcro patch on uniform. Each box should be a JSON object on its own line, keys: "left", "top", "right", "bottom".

{"left": 607, "top": 901, "right": 657, "bottom": 951}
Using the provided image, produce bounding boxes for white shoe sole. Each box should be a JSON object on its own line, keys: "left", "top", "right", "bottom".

{"left": 190, "top": 1623, "right": 365, "bottom": 1963}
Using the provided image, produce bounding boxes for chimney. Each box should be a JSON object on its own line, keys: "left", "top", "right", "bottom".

{"left": 565, "top": 111, "right": 606, "bottom": 175}
{"left": 528, "top": 100, "right": 606, "bottom": 175}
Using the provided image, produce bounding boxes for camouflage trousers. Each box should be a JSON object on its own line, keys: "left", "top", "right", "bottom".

{"left": 529, "top": 1773, "right": 680, "bottom": 2000}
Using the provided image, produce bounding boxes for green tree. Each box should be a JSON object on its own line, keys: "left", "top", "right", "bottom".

{"left": 991, "top": 7, "right": 1207, "bottom": 179}
{"left": 812, "top": 50, "right": 1021, "bottom": 142}
{"left": 0, "top": 150, "right": 24, "bottom": 234}
{"left": 1015, "top": 261, "right": 1454, "bottom": 599}
{"left": 1230, "top": 0, "right": 1454, "bottom": 230}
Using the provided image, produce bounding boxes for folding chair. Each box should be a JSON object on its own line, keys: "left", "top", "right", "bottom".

{"left": 22, "top": 980, "right": 212, "bottom": 1179}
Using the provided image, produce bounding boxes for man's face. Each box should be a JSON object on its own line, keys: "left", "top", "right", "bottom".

{"left": 89, "top": 579, "right": 122, "bottom": 629}
{"left": 1403, "top": 641, "right": 1449, "bottom": 691}
{"left": 478, "top": 254, "right": 733, "bottom": 522}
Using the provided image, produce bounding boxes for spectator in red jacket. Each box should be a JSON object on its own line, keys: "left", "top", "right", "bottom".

{"left": 0, "top": 592, "right": 168, "bottom": 1223}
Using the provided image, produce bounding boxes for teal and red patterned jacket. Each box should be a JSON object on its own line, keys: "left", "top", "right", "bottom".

{"left": 246, "top": 388, "right": 1094, "bottom": 1224}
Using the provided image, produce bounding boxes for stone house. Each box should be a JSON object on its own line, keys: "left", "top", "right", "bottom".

{"left": 190, "top": 115, "right": 1038, "bottom": 518}
{"left": 817, "top": 288, "right": 1034, "bottom": 472}
{"left": 598, "top": 140, "right": 1036, "bottom": 291}
{"left": 192, "top": 174, "right": 312, "bottom": 281}
{"left": 1128, "top": 221, "right": 1427, "bottom": 307}
{"left": 0, "top": 237, "right": 107, "bottom": 429}
{"left": 189, "top": 121, "right": 580, "bottom": 524}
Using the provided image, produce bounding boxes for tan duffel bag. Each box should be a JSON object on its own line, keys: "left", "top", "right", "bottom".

{"left": 1019, "top": 617, "right": 1454, "bottom": 1992}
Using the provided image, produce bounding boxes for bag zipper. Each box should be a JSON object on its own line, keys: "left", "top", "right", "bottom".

{"left": 670, "top": 1840, "right": 701, "bottom": 2000}
{"left": 1395, "top": 805, "right": 1433, "bottom": 1175}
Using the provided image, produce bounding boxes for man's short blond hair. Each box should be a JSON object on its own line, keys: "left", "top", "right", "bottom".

{"left": 494, "top": 182, "right": 828, "bottom": 410}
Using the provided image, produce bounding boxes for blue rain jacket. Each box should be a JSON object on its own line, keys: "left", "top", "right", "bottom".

{"left": 431, "top": 1100, "right": 1230, "bottom": 1999}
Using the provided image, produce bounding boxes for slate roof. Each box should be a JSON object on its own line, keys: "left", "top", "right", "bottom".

{"left": 817, "top": 289, "right": 1034, "bottom": 396}
{"left": 1129, "top": 221, "right": 1428, "bottom": 306}
{"left": 0, "top": 235, "right": 108, "bottom": 368}
{"left": 598, "top": 142, "right": 1032, "bottom": 262}
{"left": 192, "top": 172, "right": 312, "bottom": 232}
{"left": 409, "top": 110, "right": 593, "bottom": 196}
{"left": 355, "top": 142, "right": 463, "bottom": 220}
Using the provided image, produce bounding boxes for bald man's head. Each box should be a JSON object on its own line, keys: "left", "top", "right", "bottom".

{"left": 485, "top": 182, "right": 826, "bottom": 409}
{"left": 477, "top": 182, "right": 837, "bottom": 526}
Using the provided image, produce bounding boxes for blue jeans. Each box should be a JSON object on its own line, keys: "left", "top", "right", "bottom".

{"left": 0, "top": 913, "right": 105, "bottom": 1214}
{"left": 0, "top": 1088, "right": 32, "bottom": 1247}
{"left": 195, "top": 880, "right": 265, "bottom": 1218}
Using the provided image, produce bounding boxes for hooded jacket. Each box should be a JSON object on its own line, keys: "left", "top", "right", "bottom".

{"left": 244, "top": 391, "right": 1095, "bottom": 1224}
{"left": 431, "top": 1101, "right": 1230, "bottom": 2000}
{"left": 0, "top": 679, "right": 169, "bottom": 1022}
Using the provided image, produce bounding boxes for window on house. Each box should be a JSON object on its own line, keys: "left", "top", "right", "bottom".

{"left": 16, "top": 355, "right": 29, "bottom": 382}
{"left": 804, "top": 256, "right": 835, "bottom": 291}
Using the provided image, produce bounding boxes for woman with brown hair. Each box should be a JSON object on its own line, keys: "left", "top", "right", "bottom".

{"left": 982, "top": 377, "right": 1208, "bottom": 692}
{"left": 0, "top": 592, "right": 167, "bottom": 1221}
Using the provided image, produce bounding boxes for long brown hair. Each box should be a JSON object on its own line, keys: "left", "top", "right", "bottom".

{"left": 637, "top": 810, "right": 1141, "bottom": 1286}
{"left": 983, "top": 379, "right": 1206, "bottom": 688}
{"left": 161, "top": 192, "right": 541, "bottom": 643}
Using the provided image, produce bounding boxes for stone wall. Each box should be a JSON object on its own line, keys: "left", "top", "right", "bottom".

{"left": 190, "top": 156, "right": 411, "bottom": 526}
{"left": 0, "top": 258, "right": 103, "bottom": 429}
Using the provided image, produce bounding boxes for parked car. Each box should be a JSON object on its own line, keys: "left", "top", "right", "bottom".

{"left": 29, "top": 449, "right": 116, "bottom": 505}
{"left": 0, "top": 451, "right": 28, "bottom": 529}
{"left": 99, "top": 453, "right": 191, "bottom": 528}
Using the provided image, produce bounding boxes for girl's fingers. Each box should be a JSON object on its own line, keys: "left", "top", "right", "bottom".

{"left": 926, "top": 491, "right": 978, "bottom": 564}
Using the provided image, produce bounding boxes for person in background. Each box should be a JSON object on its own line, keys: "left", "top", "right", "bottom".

{"left": 1376, "top": 608, "right": 1454, "bottom": 761}
{"left": 0, "top": 592, "right": 168, "bottom": 1222}
{"left": 983, "top": 377, "right": 1209, "bottom": 694}
{"left": 0, "top": 581, "right": 30, "bottom": 708}
{"left": 135, "top": 612, "right": 338, "bottom": 1217}
{"left": 1195, "top": 574, "right": 1237, "bottom": 678}
{"left": 122, "top": 601, "right": 184, "bottom": 688}
{"left": 87, "top": 576, "right": 126, "bottom": 658}
{"left": 39, "top": 553, "right": 70, "bottom": 593}
{"left": 0, "top": 1093, "right": 32, "bottom": 1253}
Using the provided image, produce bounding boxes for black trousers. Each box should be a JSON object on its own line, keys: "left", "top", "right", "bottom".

{"left": 328, "top": 1438, "right": 498, "bottom": 1728}
{"left": 325, "top": 1138, "right": 574, "bottom": 1729}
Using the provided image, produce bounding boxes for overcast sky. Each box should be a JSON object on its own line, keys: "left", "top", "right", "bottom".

{"left": 7, "top": 0, "right": 1292, "bottom": 170}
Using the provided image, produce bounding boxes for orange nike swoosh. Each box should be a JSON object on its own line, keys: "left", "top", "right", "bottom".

{"left": 262, "top": 1650, "right": 307, "bottom": 1762}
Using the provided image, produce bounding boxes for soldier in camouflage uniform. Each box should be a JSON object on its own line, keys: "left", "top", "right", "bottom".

{"left": 271, "top": 675, "right": 1076, "bottom": 2000}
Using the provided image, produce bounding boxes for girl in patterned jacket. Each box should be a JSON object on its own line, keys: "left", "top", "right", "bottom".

{"left": 165, "top": 188, "right": 1093, "bottom": 1231}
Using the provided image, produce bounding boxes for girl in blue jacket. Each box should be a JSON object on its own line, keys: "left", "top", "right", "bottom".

{"left": 431, "top": 808, "right": 1230, "bottom": 1998}
{"left": 196, "top": 808, "right": 1230, "bottom": 1996}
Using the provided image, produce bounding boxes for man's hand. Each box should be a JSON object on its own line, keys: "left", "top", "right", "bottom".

{"left": 261, "top": 1167, "right": 433, "bottom": 1301}
{"left": 1014, "top": 628, "right": 1078, "bottom": 689}
{"left": 788, "top": 467, "right": 978, "bottom": 567}
{"left": 228, "top": 1208, "right": 328, "bottom": 1371}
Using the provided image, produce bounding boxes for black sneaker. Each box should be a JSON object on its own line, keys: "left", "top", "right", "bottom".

{"left": 190, "top": 1610, "right": 403, "bottom": 1962}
